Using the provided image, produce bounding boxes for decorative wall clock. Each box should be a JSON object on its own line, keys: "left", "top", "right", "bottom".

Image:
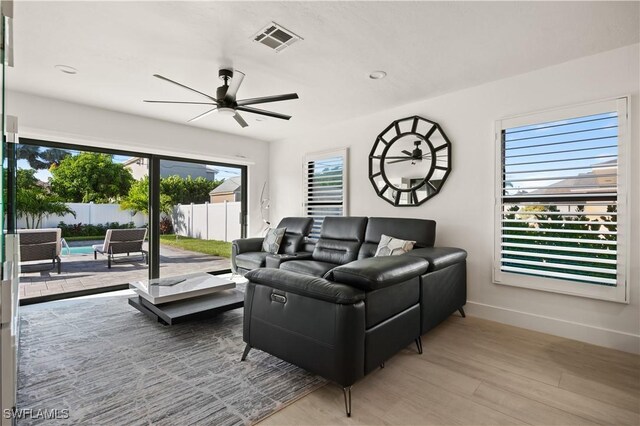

{"left": 369, "top": 115, "right": 452, "bottom": 207}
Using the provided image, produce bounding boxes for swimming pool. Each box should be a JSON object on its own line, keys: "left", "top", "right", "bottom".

{"left": 62, "top": 246, "right": 95, "bottom": 256}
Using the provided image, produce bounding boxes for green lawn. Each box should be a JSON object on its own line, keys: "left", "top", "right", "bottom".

{"left": 159, "top": 235, "right": 232, "bottom": 258}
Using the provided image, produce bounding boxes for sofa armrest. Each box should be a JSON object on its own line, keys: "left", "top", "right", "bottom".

{"left": 232, "top": 237, "right": 264, "bottom": 254}
{"left": 245, "top": 268, "right": 365, "bottom": 304}
{"left": 403, "top": 247, "right": 467, "bottom": 271}
{"left": 265, "top": 252, "right": 313, "bottom": 269}
{"left": 326, "top": 256, "right": 429, "bottom": 291}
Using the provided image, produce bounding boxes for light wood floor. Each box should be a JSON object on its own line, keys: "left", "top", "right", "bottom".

{"left": 259, "top": 314, "right": 640, "bottom": 425}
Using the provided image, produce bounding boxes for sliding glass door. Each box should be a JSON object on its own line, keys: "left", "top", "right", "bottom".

{"left": 10, "top": 139, "right": 247, "bottom": 302}
{"left": 158, "top": 159, "right": 246, "bottom": 277}
{"left": 15, "top": 139, "right": 150, "bottom": 302}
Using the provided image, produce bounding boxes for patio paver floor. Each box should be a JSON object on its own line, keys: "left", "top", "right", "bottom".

{"left": 19, "top": 244, "right": 230, "bottom": 301}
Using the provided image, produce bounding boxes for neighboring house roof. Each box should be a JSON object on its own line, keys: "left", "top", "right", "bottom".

{"left": 210, "top": 176, "right": 241, "bottom": 195}
{"left": 122, "top": 156, "right": 143, "bottom": 166}
{"left": 530, "top": 159, "right": 617, "bottom": 196}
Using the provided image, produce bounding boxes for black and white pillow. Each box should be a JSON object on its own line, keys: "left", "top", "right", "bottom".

{"left": 263, "top": 227, "right": 286, "bottom": 254}
{"left": 374, "top": 234, "right": 416, "bottom": 257}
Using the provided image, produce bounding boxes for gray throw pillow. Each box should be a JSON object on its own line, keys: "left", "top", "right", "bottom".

{"left": 262, "top": 227, "right": 286, "bottom": 254}
{"left": 374, "top": 234, "right": 416, "bottom": 257}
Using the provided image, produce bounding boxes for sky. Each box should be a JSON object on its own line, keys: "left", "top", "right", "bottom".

{"left": 503, "top": 112, "right": 618, "bottom": 195}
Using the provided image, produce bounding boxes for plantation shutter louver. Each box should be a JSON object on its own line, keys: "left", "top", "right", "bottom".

{"left": 495, "top": 98, "right": 628, "bottom": 301}
{"left": 304, "top": 150, "right": 347, "bottom": 240}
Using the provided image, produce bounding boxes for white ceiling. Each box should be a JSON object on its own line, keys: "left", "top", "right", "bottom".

{"left": 8, "top": 1, "right": 639, "bottom": 142}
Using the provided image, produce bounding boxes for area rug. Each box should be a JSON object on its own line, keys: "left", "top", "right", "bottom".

{"left": 17, "top": 292, "right": 327, "bottom": 425}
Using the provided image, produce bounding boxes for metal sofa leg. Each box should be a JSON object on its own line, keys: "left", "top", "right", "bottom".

{"left": 94, "top": 251, "right": 97, "bottom": 260}
{"left": 343, "top": 386, "right": 352, "bottom": 417}
{"left": 415, "top": 337, "right": 423, "bottom": 354}
{"left": 241, "top": 344, "right": 251, "bottom": 361}
{"left": 458, "top": 307, "right": 466, "bottom": 318}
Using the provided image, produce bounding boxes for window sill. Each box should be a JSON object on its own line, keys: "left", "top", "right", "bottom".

{"left": 493, "top": 271, "right": 628, "bottom": 304}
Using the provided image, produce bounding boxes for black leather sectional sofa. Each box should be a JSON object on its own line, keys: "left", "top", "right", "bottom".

{"left": 233, "top": 216, "right": 467, "bottom": 416}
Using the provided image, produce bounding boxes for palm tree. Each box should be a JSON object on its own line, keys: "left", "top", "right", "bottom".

{"left": 16, "top": 169, "right": 75, "bottom": 228}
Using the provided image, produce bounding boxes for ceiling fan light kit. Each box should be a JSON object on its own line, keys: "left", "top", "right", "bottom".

{"left": 144, "top": 68, "right": 299, "bottom": 128}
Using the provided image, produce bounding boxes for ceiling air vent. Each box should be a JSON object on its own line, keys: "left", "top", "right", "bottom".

{"left": 253, "top": 22, "right": 302, "bottom": 52}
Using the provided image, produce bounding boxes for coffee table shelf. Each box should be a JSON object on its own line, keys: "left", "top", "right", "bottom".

{"left": 128, "top": 272, "right": 243, "bottom": 325}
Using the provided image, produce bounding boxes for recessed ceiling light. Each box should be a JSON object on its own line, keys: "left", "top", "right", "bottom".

{"left": 255, "top": 117, "right": 266, "bottom": 122}
{"left": 369, "top": 71, "right": 387, "bottom": 80}
{"left": 55, "top": 65, "right": 78, "bottom": 74}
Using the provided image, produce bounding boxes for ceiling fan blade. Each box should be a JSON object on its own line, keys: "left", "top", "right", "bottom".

{"left": 388, "top": 158, "right": 412, "bottom": 164}
{"left": 236, "top": 106, "right": 291, "bottom": 120}
{"left": 144, "top": 100, "right": 217, "bottom": 105}
{"left": 236, "top": 93, "right": 299, "bottom": 107}
{"left": 225, "top": 70, "right": 245, "bottom": 102}
{"left": 153, "top": 74, "right": 218, "bottom": 103}
{"left": 187, "top": 107, "right": 218, "bottom": 123}
{"left": 234, "top": 112, "right": 249, "bottom": 128}
{"left": 401, "top": 150, "right": 412, "bottom": 156}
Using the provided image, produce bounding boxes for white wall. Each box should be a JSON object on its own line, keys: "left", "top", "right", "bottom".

{"left": 6, "top": 91, "right": 269, "bottom": 237}
{"left": 269, "top": 45, "right": 640, "bottom": 353}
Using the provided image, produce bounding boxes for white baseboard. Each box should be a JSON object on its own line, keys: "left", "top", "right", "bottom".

{"left": 465, "top": 301, "right": 640, "bottom": 354}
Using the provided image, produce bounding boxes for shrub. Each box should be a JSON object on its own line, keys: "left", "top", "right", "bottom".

{"left": 159, "top": 217, "right": 174, "bottom": 235}
{"left": 57, "top": 221, "right": 137, "bottom": 238}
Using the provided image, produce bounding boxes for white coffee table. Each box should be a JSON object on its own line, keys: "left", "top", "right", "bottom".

{"left": 128, "top": 272, "right": 244, "bottom": 325}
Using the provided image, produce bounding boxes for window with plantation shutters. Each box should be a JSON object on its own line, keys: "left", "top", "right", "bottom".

{"left": 304, "top": 149, "right": 348, "bottom": 240}
{"left": 494, "top": 98, "right": 629, "bottom": 302}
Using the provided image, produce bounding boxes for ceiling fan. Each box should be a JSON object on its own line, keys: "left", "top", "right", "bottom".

{"left": 144, "top": 68, "right": 299, "bottom": 128}
{"left": 388, "top": 141, "right": 427, "bottom": 165}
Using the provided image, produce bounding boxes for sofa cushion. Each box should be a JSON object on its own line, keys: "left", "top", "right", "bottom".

{"left": 327, "top": 256, "right": 429, "bottom": 291}
{"left": 277, "top": 217, "right": 314, "bottom": 236}
{"left": 312, "top": 217, "right": 368, "bottom": 264}
{"left": 262, "top": 227, "right": 286, "bottom": 254}
{"left": 280, "top": 234, "right": 303, "bottom": 254}
{"left": 246, "top": 268, "right": 365, "bottom": 304}
{"left": 280, "top": 260, "right": 338, "bottom": 277}
{"left": 404, "top": 247, "right": 467, "bottom": 271}
{"left": 358, "top": 217, "right": 436, "bottom": 259}
{"left": 235, "top": 252, "right": 269, "bottom": 270}
{"left": 374, "top": 234, "right": 416, "bottom": 257}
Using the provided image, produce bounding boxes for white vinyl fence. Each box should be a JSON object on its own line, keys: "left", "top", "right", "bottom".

{"left": 18, "top": 201, "right": 240, "bottom": 243}
{"left": 172, "top": 201, "right": 241, "bottom": 242}
{"left": 17, "top": 203, "right": 147, "bottom": 229}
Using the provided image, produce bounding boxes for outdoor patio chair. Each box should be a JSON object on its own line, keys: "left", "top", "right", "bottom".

{"left": 92, "top": 228, "right": 148, "bottom": 268}
{"left": 18, "top": 228, "right": 63, "bottom": 274}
